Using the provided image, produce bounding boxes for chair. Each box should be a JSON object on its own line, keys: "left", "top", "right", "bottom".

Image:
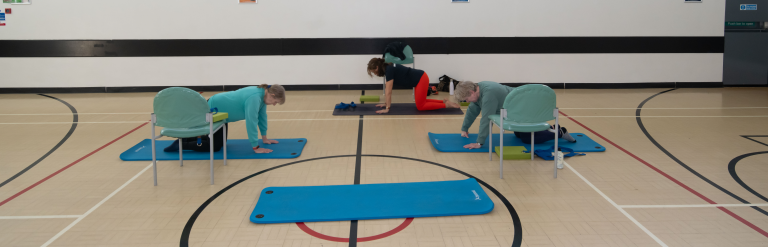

{"left": 488, "top": 84, "right": 559, "bottom": 179}
{"left": 383, "top": 45, "right": 416, "bottom": 97}
{"left": 150, "top": 87, "right": 227, "bottom": 185}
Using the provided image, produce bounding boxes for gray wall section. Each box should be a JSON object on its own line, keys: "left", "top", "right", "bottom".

{"left": 724, "top": 0, "right": 768, "bottom": 85}
{"left": 726, "top": 0, "right": 768, "bottom": 21}
{"left": 724, "top": 32, "right": 768, "bottom": 85}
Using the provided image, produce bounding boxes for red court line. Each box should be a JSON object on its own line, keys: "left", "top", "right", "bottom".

{"left": 560, "top": 111, "right": 768, "bottom": 238}
{"left": 0, "top": 122, "right": 148, "bottom": 208}
{"left": 297, "top": 218, "right": 414, "bottom": 242}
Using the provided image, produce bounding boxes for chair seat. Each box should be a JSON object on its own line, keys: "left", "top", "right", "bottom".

{"left": 384, "top": 52, "right": 414, "bottom": 64}
{"left": 488, "top": 115, "right": 551, "bottom": 132}
{"left": 161, "top": 121, "right": 224, "bottom": 138}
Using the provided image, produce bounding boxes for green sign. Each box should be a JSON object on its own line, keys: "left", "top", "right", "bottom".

{"left": 725, "top": 22, "right": 760, "bottom": 27}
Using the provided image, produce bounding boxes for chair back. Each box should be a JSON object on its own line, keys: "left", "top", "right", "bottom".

{"left": 153, "top": 87, "right": 210, "bottom": 128}
{"left": 384, "top": 45, "right": 415, "bottom": 64}
{"left": 503, "top": 84, "right": 557, "bottom": 123}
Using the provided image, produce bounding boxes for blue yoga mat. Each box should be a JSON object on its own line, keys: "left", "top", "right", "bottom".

{"left": 119, "top": 139, "right": 307, "bottom": 161}
{"left": 428, "top": 132, "right": 605, "bottom": 153}
{"left": 250, "top": 178, "right": 494, "bottom": 224}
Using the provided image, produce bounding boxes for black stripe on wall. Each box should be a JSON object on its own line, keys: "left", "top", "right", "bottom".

{"left": 0, "top": 82, "right": 727, "bottom": 94}
{"left": 0, "top": 37, "right": 723, "bottom": 57}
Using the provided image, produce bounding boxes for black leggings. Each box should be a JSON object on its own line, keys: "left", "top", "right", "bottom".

{"left": 179, "top": 123, "right": 228, "bottom": 152}
{"left": 513, "top": 126, "right": 565, "bottom": 144}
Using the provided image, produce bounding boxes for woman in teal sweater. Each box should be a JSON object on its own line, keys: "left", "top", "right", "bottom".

{"left": 164, "top": 84, "right": 286, "bottom": 153}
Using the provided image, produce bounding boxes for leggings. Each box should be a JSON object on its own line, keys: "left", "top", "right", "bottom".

{"left": 179, "top": 123, "right": 228, "bottom": 152}
{"left": 414, "top": 73, "right": 445, "bottom": 111}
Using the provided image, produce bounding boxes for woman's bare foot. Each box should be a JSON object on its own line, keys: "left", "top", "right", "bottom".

{"left": 445, "top": 101, "right": 460, "bottom": 108}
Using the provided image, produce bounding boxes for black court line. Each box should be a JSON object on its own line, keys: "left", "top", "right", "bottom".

{"left": 179, "top": 155, "right": 523, "bottom": 247}
{"left": 728, "top": 151, "right": 768, "bottom": 203}
{"left": 637, "top": 89, "right": 768, "bottom": 216}
{"left": 743, "top": 135, "right": 768, "bottom": 148}
{"left": 349, "top": 112, "right": 364, "bottom": 247}
{"left": 0, "top": 94, "right": 78, "bottom": 189}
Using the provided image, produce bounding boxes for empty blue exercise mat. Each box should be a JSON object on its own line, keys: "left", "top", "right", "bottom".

{"left": 250, "top": 178, "right": 494, "bottom": 224}
{"left": 119, "top": 139, "right": 307, "bottom": 161}
{"left": 428, "top": 132, "right": 605, "bottom": 153}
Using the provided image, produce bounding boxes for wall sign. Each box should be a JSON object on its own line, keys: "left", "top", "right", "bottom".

{"left": 684, "top": 0, "right": 702, "bottom": 2}
{"left": 741, "top": 4, "right": 758, "bottom": 10}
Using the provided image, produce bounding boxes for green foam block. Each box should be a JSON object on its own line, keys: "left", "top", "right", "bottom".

{"left": 360, "top": 95, "right": 380, "bottom": 102}
{"left": 460, "top": 102, "right": 470, "bottom": 106}
{"left": 494, "top": 146, "right": 530, "bottom": 160}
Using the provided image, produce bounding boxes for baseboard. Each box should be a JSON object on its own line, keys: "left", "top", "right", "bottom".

{"left": 0, "top": 82, "right": 734, "bottom": 94}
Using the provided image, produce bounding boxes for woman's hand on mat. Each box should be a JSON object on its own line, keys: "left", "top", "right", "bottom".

{"left": 376, "top": 108, "right": 389, "bottom": 114}
{"left": 263, "top": 139, "right": 279, "bottom": 144}
{"left": 375, "top": 104, "right": 386, "bottom": 108}
{"left": 253, "top": 147, "right": 273, "bottom": 153}
{"left": 463, "top": 143, "right": 482, "bottom": 149}
{"left": 461, "top": 131, "right": 469, "bottom": 138}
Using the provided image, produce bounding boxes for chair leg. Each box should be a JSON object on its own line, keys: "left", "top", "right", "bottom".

{"left": 210, "top": 122, "right": 214, "bottom": 185}
{"left": 179, "top": 138, "right": 183, "bottom": 167}
{"left": 488, "top": 121, "right": 493, "bottom": 161}
{"left": 151, "top": 121, "right": 157, "bottom": 186}
{"left": 223, "top": 124, "right": 227, "bottom": 166}
{"left": 554, "top": 115, "right": 559, "bottom": 178}
{"left": 499, "top": 127, "right": 504, "bottom": 179}
{"left": 531, "top": 132, "right": 535, "bottom": 160}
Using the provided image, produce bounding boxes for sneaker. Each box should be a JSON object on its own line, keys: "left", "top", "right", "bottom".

{"left": 560, "top": 127, "right": 577, "bottom": 142}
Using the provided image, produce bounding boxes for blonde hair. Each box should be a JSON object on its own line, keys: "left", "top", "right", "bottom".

{"left": 258, "top": 84, "right": 286, "bottom": 105}
{"left": 454, "top": 81, "right": 478, "bottom": 101}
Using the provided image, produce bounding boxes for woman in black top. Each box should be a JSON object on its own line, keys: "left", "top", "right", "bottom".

{"left": 367, "top": 58, "right": 460, "bottom": 114}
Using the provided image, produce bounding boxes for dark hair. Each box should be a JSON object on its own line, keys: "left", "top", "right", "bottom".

{"left": 367, "top": 58, "right": 391, "bottom": 77}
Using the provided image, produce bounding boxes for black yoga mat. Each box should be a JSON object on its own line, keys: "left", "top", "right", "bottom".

{"left": 332, "top": 103, "right": 464, "bottom": 116}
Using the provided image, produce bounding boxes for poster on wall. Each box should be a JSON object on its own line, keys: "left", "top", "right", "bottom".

{"left": 684, "top": 0, "right": 702, "bottom": 2}
{"left": 239, "top": 0, "right": 256, "bottom": 3}
{"left": 7, "top": 0, "right": 30, "bottom": 4}
{"left": 452, "top": 0, "right": 469, "bottom": 2}
{"left": 0, "top": 13, "right": 5, "bottom": 26}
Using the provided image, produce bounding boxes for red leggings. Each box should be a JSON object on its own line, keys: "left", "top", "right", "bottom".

{"left": 414, "top": 73, "right": 445, "bottom": 111}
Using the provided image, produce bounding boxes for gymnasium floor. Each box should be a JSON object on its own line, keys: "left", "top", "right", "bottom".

{"left": 0, "top": 87, "right": 767, "bottom": 247}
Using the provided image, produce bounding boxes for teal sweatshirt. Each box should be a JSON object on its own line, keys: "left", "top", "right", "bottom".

{"left": 461, "top": 81, "right": 515, "bottom": 144}
{"left": 207, "top": 86, "right": 267, "bottom": 148}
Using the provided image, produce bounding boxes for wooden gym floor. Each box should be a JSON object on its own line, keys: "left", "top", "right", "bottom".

{"left": 0, "top": 87, "right": 767, "bottom": 247}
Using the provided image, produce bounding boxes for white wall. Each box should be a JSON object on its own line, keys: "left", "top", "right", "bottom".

{"left": 0, "top": 54, "right": 723, "bottom": 88}
{"left": 0, "top": 0, "right": 725, "bottom": 88}
{"left": 0, "top": 0, "right": 724, "bottom": 39}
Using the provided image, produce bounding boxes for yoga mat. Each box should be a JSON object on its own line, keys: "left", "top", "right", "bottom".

{"left": 250, "top": 178, "right": 493, "bottom": 224}
{"left": 428, "top": 132, "right": 605, "bottom": 153}
{"left": 332, "top": 103, "right": 464, "bottom": 116}
{"left": 120, "top": 139, "right": 306, "bottom": 161}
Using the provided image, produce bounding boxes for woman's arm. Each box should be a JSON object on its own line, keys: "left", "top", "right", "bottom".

{"left": 376, "top": 80, "right": 394, "bottom": 114}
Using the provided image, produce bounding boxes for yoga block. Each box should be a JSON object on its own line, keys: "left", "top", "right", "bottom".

{"left": 360, "top": 95, "right": 380, "bottom": 102}
{"left": 460, "top": 102, "right": 470, "bottom": 106}
{"left": 494, "top": 146, "right": 529, "bottom": 160}
{"left": 213, "top": 112, "right": 228, "bottom": 122}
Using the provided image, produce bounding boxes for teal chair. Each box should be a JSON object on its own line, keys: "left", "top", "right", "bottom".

{"left": 383, "top": 45, "right": 416, "bottom": 96}
{"left": 150, "top": 87, "right": 227, "bottom": 186}
{"left": 488, "top": 84, "right": 559, "bottom": 179}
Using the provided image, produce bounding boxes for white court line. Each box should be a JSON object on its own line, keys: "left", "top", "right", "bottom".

{"left": 619, "top": 204, "right": 768, "bottom": 209}
{"left": 41, "top": 163, "right": 152, "bottom": 247}
{"left": 4, "top": 115, "right": 768, "bottom": 125}
{"left": 1, "top": 107, "right": 766, "bottom": 116}
{"left": 0, "top": 215, "right": 82, "bottom": 219}
{"left": 0, "top": 110, "right": 334, "bottom": 116}
{"left": 560, "top": 107, "right": 768, "bottom": 110}
{"left": 564, "top": 161, "right": 668, "bottom": 247}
